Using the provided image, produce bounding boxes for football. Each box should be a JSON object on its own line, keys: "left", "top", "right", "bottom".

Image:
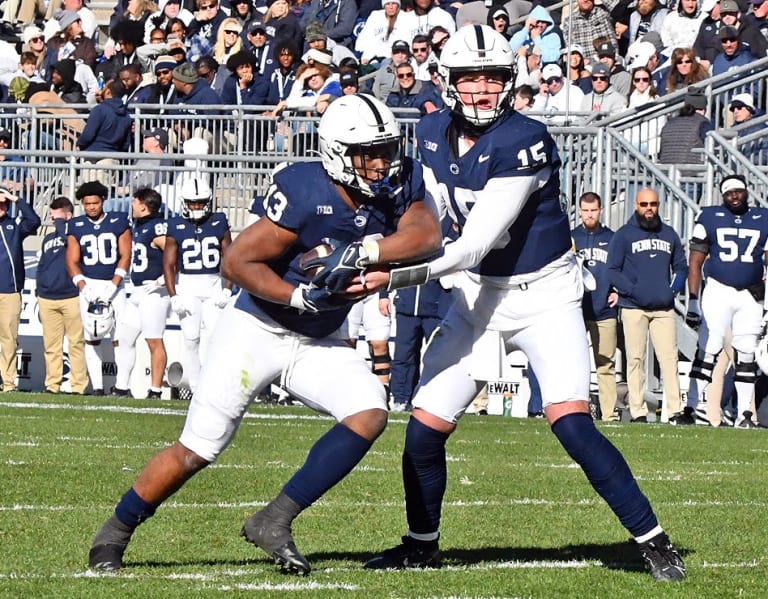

{"left": 299, "top": 242, "right": 334, "bottom": 279}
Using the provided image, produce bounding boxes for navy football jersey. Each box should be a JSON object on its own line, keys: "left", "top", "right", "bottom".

{"left": 69, "top": 212, "right": 131, "bottom": 280}
{"left": 235, "top": 159, "right": 425, "bottom": 338}
{"left": 131, "top": 215, "right": 168, "bottom": 285}
{"left": 416, "top": 109, "right": 571, "bottom": 276}
{"left": 694, "top": 205, "right": 768, "bottom": 289}
{"left": 166, "top": 212, "right": 230, "bottom": 275}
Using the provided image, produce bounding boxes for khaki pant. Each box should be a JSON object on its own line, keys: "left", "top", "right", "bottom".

{"left": 586, "top": 318, "right": 618, "bottom": 421}
{"left": 622, "top": 308, "right": 681, "bottom": 419}
{"left": 38, "top": 296, "right": 89, "bottom": 394}
{"left": 0, "top": 292, "right": 21, "bottom": 391}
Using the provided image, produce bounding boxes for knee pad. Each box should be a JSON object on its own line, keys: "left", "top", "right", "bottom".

{"left": 734, "top": 351, "right": 757, "bottom": 385}
{"left": 689, "top": 349, "right": 720, "bottom": 383}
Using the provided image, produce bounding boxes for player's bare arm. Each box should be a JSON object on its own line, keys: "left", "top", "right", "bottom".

{"left": 221, "top": 216, "right": 299, "bottom": 305}
{"left": 114, "top": 228, "right": 132, "bottom": 287}
{"left": 162, "top": 236, "right": 179, "bottom": 297}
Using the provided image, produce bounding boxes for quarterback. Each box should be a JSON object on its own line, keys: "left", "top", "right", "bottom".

{"left": 88, "top": 94, "right": 442, "bottom": 575}
{"left": 362, "top": 25, "right": 686, "bottom": 582}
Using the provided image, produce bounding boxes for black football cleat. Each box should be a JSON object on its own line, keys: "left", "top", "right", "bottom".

{"left": 88, "top": 543, "right": 126, "bottom": 571}
{"left": 146, "top": 390, "right": 162, "bottom": 399}
{"left": 110, "top": 386, "right": 132, "bottom": 398}
{"left": 241, "top": 510, "right": 311, "bottom": 576}
{"left": 637, "top": 532, "right": 686, "bottom": 581}
{"left": 364, "top": 535, "right": 442, "bottom": 570}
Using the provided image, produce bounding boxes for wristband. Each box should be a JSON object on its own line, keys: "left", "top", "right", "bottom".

{"left": 289, "top": 287, "right": 306, "bottom": 310}
{"left": 387, "top": 264, "right": 430, "bottom": 291}
{"left": 72, "top": 274, "right": 85, "bottom": 286}
{"left": 114, "top": 268, "right": 127, "bottom": 279}
{"left": 361, "top": 238, "right": 380, "bottom": 266}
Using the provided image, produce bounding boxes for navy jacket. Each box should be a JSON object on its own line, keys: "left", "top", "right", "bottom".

{"left": 37, "top": 220, "right": 78, "bottom": 300}
{"left": 607, "top": 213, "right": 688, "bottom": 310}
{"left": 394, "top": 279, "right": 450, "bottom": 319}
{"left": 221, "top": 73, "right": 271, "bottom": 106}
{"left": 77, "top": 97, "right": 133, "bottom": 153}
{"left": 572, "top": 223, "right": 617, "bottom": 321}
{"left": 0, "top": 200, "right": 40, "bottom": 293}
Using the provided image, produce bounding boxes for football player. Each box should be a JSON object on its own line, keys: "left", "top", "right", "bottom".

{"left": 66, "top": 181, "right": 132, "bottom": 396}
{"left": 163, "top": 177, "right": 233, "bottom": 392}
{"left": 361, "top": 25, "right": 686, "bottom": 582}
{"left": 88, "top": 94, "right": 442, "bottom": 575}
{"left": 112, "top": 189, "right": 170, "bottom": 399}
{"left": 682, "top": 175, "right": 768, "bottom": 428}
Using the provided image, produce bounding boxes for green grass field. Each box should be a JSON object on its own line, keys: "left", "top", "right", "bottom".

{"left": 2, "top": 393, "right": 767, "bottom": 598}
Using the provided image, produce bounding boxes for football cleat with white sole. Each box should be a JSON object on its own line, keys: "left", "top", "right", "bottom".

{"left": 241, "top": 510, "right": 311, "bottom": 576}
{"left": 364, "top": 535, "right": 442, "bottom": 569}
{"left": 735, "top": 411, "right": 758, "bottom": 429}
{"left": 637, "top": 532, "right": 686, "bottom": 581}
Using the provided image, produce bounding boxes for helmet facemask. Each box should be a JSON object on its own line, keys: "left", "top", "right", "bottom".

{"left": 441, "top": 67, "right": 514, "bottom": 128}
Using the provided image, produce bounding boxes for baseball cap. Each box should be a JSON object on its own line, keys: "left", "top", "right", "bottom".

{"left": 729, "top": 92, "right": 756, "bottom": 112}
{"left": 720, "top": 0, "right": 739, "bottom": 12}
{"left": 248, "top": 20, "right": 267, "bottom": 34}
{"left": 391, "top": 39, "right": 410, "bottom": 54}
{"left": 626, "top": 40, "right": 656, "bottom": 69}
{"left": 718, "top": 25, "right": 739, "bottom": 40}
{"left": 339, "top": 71, "right": 358, "bottom": 87}
{"left": 564, "top": 44, "right": 584, "bottom": 56}
{"left": 142, "top": 127, "right": 169, "bottom": 148}
{"left": 541, "top": 63, "right": 562, "bottom": 80}
{"left": 591, "top": 62, "right": 610, "bottom": 78}
{"left": 596, "top": 40, "right": 616, "bottom": 57}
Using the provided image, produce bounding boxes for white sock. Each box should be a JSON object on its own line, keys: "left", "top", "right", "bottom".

{"left": 85, "top": 344, "right": 103, "bottom": 390}
{"left": 113, "top": 342, "right": 136, "bottom": 389}
{"left": 183, "top": 338, "right": 201, "bottom": 391}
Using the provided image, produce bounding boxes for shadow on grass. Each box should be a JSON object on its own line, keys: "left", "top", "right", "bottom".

{"left": 124, "top": 541, "right": 692, "bottom": 575}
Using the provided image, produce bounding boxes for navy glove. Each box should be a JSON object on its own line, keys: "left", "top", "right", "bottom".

{"left": 304, "top": 239, "right": 372, "bottom": 293}
{"left": 686, "top": 298, "right": 701, "bottom": 330}
{"left": 289, "top": 285, "right": 349, "bottom": 313}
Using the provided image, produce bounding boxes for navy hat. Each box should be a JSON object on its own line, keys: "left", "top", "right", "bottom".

{"left": 142, "top": 127, "right": 169, "bottom": 148}
{"left": 391, "top": 39, "right": 410, "bottom": 54}
{"left": 340, "top": 71, "right": 358, "bottom": 87}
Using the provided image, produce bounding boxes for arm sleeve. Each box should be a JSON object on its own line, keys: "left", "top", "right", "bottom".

{"left": 425, "top": 170, "right": 548, "bottom": 279}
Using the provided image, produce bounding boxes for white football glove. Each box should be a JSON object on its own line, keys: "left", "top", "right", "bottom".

{"left": 98, "top": 282, "right": 118, "bottom": 303}
{"left": 81, "top": 285, "right": 99, "bottom": 303}
{"left": 142, "top": 276, "right": 164, "bottom": 294}
{"left": 214, "top": 287, "right": 232, "bottom": 308}
{"left": 171, "top": 295, "right": 190, "bottom": 316}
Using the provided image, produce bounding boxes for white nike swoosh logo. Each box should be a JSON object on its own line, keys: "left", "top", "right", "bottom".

{"left": 110, "top": 218, "right": 119, "bottom": 223}
{"left": 753, "top": 215, "right": 763, "bottom": 219}
{"left": 212, "top": 220, "right": 221, "bottom": 226}
{"left": 598, "top": 242, "right": 608, "bottom": 246}
{"left": 650, "top": 253, "right": 657, "bottom": 258}
{"left": 478, "top": 154, "right": 490, "bottom": 163}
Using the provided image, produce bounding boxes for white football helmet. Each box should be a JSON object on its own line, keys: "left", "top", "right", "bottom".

{"left": 318, "top": 94, "right": 403, "bottom": 198}
{"left": 180, "top": 176, "right": 213, "bottom": 221}
{"left": 438, "top": 24, "right": 514, "bottom": 127}
{"left": 85, "top": 300, "right": 115, "bottom": 340}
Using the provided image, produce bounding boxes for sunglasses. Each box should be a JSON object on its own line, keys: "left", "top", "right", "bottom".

{"left": 412, "top": 47, "right": 428, "bottom": 53}
{"left": 677, "top": 59, "right": 692, "bottom": 64}
{"left": 545, "top": 77, "right": 560, "bottom": 85}
{"left": 150, "top": 36, "right": 165, "bottom": 42}
{"left": 156, "top": 69, "right": 172, "bottom": 75}
{"left": 591, "top": 75, "right": 607, "bottom": 81}
{"left": 721, "top": 37, "right": 738, "bottom": 43}
{"left": 638, "top": 201, "right": 659, "bottom": 208}
{"left": 397, "top": 72, "right": 414, "bottom": 78}
{"left": 633, "top": 76, "right": 650, "bottom": 82}
{"left": 224, "top": 29, "right": 239, "bottom": 35}
{"left": 29, "top": 36, "right": 44, "bottom": 42}
{"left": 199, "top": 3, "right": 216, "bottom": 8}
